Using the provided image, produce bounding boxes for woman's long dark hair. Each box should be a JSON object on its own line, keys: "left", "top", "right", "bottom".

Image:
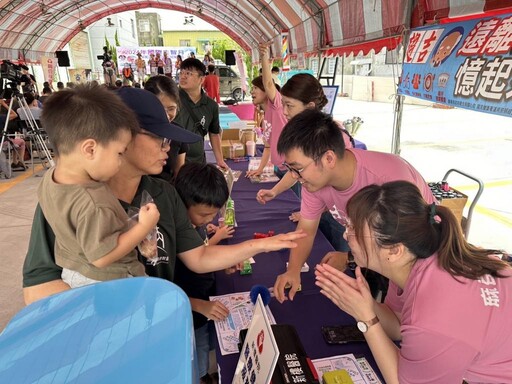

{"left": 281, "top": 73, "right": 328, "bottom": 109}
{"left": 144, "top": 75, "right": 180, "bottom": 108}
{"left": 347, "top": 181, "right": 510, "bottom": 280}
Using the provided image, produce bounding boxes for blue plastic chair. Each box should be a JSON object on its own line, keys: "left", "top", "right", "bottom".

{"left": 0, "top": 277, "right": 197, "bottom": 383}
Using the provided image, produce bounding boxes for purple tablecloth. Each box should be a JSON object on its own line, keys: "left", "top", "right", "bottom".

{"left": 214, "top": 160, "right": 382, "bottom": 383}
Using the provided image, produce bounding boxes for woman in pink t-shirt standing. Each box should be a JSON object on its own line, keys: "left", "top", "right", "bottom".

{"left": 254, "top": 73, "right": 355, "bottom": 252}
{"left": 246, "top": 44, "right": 288, "bottom": 179}
{"left": 316, "top": 181, "right": 512, "bottom": 384}
{"left": 255, "top": 73, "right": 354, "bottom": 209}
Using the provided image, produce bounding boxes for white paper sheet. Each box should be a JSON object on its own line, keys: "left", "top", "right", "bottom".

{"left": 311, "top": 354, "right": 382, "bottom": 384}
{"left": 210, "top": 291, "right": 276, "bottom": 355}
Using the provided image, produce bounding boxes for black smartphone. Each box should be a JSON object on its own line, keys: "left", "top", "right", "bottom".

{"left": 321, "top": 325, "right": 366, "bottom": 344}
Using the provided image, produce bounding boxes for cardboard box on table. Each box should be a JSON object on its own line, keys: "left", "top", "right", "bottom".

{"left": 221, "top": 128, "right": 256, "bottom": 159}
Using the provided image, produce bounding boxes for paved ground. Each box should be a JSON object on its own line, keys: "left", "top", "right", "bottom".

{"left": 332, "top": 98, "right": 512, "bottom": 253}
{"left": 0, "top": 98, "right": 511, "bottom": 332}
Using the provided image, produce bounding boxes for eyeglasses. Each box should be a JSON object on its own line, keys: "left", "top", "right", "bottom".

{"left": 339, "top": 214, "right": 385, "bottom": 240}
{"left": 180, "top": 70, "right": 203, "bottom": 78}
{"left": 282, "top": 153, "right": 324, "bottom": 178}
{"left": 139, "top": 131, "right": 171, "bottom": 150}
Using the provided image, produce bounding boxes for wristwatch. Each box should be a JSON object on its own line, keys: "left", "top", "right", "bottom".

{"left": 356, "top": 316, "right": 379, "bottom": 333}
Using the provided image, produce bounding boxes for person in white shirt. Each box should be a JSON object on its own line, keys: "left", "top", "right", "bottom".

{"left": 17, "top": 92, "right": 42, "bottom": 121}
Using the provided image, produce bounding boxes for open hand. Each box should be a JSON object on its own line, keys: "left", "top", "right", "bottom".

{"left": 258, "top": 230, "right": 306, "bottom": 253}
{"left": 315, "top": 264, "right": 375, "bottom": 321}
{"left": 246, "top": 169, "right": 263, "bottom": 178}
{"left": 211, "top": 225, "right": 235, "bottom": 241}
{"left": 197, "top": 300, "right": 230, "bottom": 321}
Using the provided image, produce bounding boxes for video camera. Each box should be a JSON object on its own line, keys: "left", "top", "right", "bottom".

{"left": 97, "top": 50, "right": 112, "bottom": 63}
{"left": 0, "top": 60, "right": 23, "bottom": 83}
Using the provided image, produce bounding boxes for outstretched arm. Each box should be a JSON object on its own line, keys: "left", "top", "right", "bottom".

{"left": 209, "top": 132, "right": 229, "bottom": 170}
{"left": 259, "top": 45, "right": 277, "bottom": 102}
{"left": 178, "top": 230, "right": 306, "bottom": 273}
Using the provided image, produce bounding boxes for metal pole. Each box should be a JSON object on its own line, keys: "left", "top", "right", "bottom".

{"left": 390, "top": 0, "right": 415, "bottom": 155}
{"left": 341, "top": 55, "right": 345, "bottom": 95}
{"left": 0, "top": 98, "right": 15, "bottom": 151}
{"left": 391, "top": 94, "right": 404, "bottom": 154}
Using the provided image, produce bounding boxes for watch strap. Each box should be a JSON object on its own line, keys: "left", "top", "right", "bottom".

{"left": 365, "top": 316, "right": 379, "bottom": 327}
{"left": 358, "top": 316, "right": 379, "bottom": 332}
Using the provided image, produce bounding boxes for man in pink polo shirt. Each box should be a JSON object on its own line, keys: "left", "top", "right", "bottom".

{"left": 272, "top": 109, "right": 436, "bottom": 329}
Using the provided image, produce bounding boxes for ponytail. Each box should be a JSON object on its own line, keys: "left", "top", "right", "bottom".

{"left": 435, "top": 205, "right": 509, "bottom": 279}
{"left": 346, "top": 181, "right": 510, "bottom": 281}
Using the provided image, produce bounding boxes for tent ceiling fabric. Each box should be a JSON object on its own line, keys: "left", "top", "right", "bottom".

{"left": 1, "top": 0, "right": 511, "bottom": 62}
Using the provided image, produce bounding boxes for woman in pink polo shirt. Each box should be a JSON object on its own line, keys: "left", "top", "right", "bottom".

{"left": 316, "top": 180, "right": 512, "bottom": 384}
{"left": 246, "top": 44, "right": 288, "bottom": 179}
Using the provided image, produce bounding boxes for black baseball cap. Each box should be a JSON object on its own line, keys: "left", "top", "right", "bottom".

{"left": 117, "top": 87, "right": 201, "bottom": 144}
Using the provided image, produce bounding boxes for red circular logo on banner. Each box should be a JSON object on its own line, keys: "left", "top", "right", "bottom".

{"left": 257, "top": 330, "right": 264, "bottom": 353}
{"left": 424, "top": 73, "right": 435, "bottom": 92}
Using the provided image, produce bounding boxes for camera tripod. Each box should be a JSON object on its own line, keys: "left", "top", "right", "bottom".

{"left": 1, "top": 86, "right": 54, "bottom": 174}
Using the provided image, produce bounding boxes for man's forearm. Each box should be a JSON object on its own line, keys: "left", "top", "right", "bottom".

{"left": 271, "top": 172, "right": 296, "bottom": 196}
{"left": 183, "top": 239, "right": 267, "bottom": 273}
{"left": 286, "top": 238, "right": 313, "bottom": 274}
{"left": 258, "top": 147, "right": 271, "bottom": 172}
{"left": 210, "top": 133, "right": 224, "bottom": 163}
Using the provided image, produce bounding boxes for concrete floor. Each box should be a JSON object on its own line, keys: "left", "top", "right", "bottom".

{"left": 0, "top": 165, "right": 44, "bottom": 332}
{"left": 1, "top": 98, "right": 511, "bottom": 333}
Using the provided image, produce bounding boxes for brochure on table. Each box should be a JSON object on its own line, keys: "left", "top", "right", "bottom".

{"left": 248, "top": 158, "right": 280, "bottom": 183}
{"left": 211, "top": 291, "right": 276, "bottom": 355}
{"left": 312, "top": 354, "right": 382, "bottom": 384}
{"left": 232, "top": 295, "right": 279, "bottom": 384}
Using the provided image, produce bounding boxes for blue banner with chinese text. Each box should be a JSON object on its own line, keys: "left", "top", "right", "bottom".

{"left": 397, "top": 14, "right": 512, "bottom": 118}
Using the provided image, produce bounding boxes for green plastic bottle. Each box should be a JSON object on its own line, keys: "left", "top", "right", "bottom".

{"left": 224, "top": 197, "right": 235, "bottom": 226}
{"left": 240, "top": 259, "right": 252, "bottom": 275}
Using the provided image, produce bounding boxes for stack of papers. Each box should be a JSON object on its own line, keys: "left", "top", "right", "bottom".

{"left": 248, "top": 158, "right": 279, "bottom": 183}
{"left": 210, "top": 291, "right": 276, "bottom": 355}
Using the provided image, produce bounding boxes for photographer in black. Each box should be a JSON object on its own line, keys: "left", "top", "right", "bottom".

{"left": 99, "top": 46, "right": 117, "bottom": 85}
{"left": 19, "top": 65, "right": 36, "bottom": 93}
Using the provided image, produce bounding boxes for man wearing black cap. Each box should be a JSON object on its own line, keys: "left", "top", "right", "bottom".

{"left": 117, "top": 86, "right": 202, "bottom": 148}
{"left": 23, "top": 85, "right": 205, "bottom": 294}
{"left": 173, "top": 58, "right": 229, "bottom": 169}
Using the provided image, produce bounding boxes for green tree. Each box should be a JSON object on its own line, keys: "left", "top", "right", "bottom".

{"left": 211, "top": 39, "right": 239, "bottom": 63}
{"left": 104, "top": 30, "right": 120, "bottom": 73}
{"left": 211, "top": 39, "right": 257, "bottom": 83}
